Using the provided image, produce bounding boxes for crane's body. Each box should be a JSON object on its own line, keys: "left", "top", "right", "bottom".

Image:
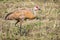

{"left": 5, "top": 9, "right": 36, "bottom": 20}
{"left": 5, "top": 5, "right": 40, "bottom": 35}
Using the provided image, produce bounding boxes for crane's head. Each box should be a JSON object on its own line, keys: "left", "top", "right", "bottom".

{"left": 34, "top": 5, "right": 41, "bottom": 11}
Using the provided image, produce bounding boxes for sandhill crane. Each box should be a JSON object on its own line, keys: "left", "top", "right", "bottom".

{"left": 5, "top": 5, "right": 40, "bottom": 35}
{"left": 5, "top": 5, "right": 40, "bottom": 25}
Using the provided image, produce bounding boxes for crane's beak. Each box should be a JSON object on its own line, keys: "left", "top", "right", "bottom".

{"left": 38, "top": 8, "right": 41, "bottom": 10}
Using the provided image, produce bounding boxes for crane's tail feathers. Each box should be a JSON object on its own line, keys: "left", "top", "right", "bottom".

{"left": 5, "top": 12, "right": 13, "bottom": 20}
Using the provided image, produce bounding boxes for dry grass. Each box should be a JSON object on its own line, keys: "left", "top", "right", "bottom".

{"left": 0, "top": 0, "right": 60, "bottom": 40}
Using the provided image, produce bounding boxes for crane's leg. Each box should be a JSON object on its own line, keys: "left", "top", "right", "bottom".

{"left": 15, "top": 20, "right": 20, "bottom": 26}
{"left": 19, "top": 19, "right": 28, "bottom": 36}
{"left": 19, "top": 19, "right": 24, "bottom": 36}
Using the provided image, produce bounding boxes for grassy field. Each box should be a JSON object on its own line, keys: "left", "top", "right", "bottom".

{"left": 0, "top": 0, "right": 60, "bottom": 40}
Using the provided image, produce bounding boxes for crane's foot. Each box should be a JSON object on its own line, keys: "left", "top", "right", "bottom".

{"left": 19, "top": 27, "right": 29, "bottom": 36}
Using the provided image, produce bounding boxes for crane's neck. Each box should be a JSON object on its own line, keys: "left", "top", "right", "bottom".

{"left": 32, "top": 8, "right": 37, "bottom": 16}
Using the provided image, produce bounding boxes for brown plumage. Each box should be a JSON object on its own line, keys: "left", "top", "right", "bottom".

{"left": 5, "top": 10, "right": 36, "bottom": 20}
